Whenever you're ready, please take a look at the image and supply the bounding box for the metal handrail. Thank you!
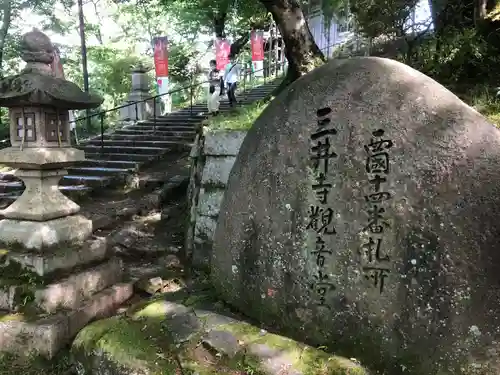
[1,41,344,150]
[71,62,284,125]
[73,60,289,150]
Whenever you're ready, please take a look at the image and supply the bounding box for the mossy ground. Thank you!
[0,352,73,375]
[205,100,271,131]
[452,84,500,125]
[71,288,368,375]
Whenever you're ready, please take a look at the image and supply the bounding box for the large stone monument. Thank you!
[119,62,161,121]
[212,57,500,374]
[0,29,133,357]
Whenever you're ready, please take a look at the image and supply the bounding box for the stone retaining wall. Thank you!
[186,126,247,270]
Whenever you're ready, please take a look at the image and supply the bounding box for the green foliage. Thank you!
[206,100,270,130]
[350,0,420,38]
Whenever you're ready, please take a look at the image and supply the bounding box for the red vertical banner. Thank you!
[251,30,264,61]
[215,38,231,71]
[152,36,169,77]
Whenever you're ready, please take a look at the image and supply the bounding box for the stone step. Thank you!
[139,117,202,124]
[0,172,17,182]
[60,184,94,199]
[103,133,195,141]
[0,180,24,191]
[0,185,93,207]
[124,123,196,130]
[67,166,132,177]
[84,152,157,162]
[122,125,196,133]
[82,145,169,155]
[87,139,190,149]
[0,282,133,358]
[137,121,202,127]
[112,129,196,137]
[34,258,124,314]
[59,174,112,188]
[79,159,142,170]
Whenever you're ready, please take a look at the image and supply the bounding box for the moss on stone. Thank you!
[220,321,369,375]
[0,258,44,289]
[0,312,25,322]
[73,316,178,375]
[0,351,73,375]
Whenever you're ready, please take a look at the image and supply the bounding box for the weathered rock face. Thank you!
[211,57,500,375]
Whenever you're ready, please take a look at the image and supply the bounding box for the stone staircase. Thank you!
[0,82,277,207]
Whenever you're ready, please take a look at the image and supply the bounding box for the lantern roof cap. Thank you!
[0,28,103,110]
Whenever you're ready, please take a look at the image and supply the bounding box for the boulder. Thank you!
[211,57,500,375]
[72,298,366,375]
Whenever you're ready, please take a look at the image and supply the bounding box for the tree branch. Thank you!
[230,32,250,55]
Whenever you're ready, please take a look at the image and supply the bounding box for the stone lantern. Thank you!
[119,62,162,121]
[0,29,103,249]
[0,30,132,358]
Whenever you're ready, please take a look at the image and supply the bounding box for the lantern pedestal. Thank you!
[0,29,132,360]
[3,170,80,221]
[0,146,91,249]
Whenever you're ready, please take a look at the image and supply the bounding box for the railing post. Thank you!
[190,79,194,116]
[100,112,105,153]
[243,65,247,95]
[153,98,156,134]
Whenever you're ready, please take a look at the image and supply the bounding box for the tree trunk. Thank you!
[258,0,325,88]
[0,0,12,76]
[77,0,91,129]
[213,12,227,38]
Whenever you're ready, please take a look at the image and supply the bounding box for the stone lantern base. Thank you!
[0,149,132,358]
[0,237,133,358]
[0,147,92,249]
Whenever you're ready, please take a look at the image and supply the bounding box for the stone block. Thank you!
[189,134,201,158]
[2,169,80,221]
[0,282,133,358]
[0,147,84,169]
[200,157,236,187]
[34,258,123,313]
[0,215,93,250]
[7,236,107,276]
[197,189,225,217]
[203,130,247,156]
[194,216,217,242]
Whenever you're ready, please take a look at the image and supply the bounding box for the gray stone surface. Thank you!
[186,129,247,270]
[203,130,247,156]
[163,312,200,344]
[196,188,225,217]
[202,330,240,357]
[194,216,217,242]
[7,236,107,276]
[0,214,92,250]
[0,282,133,358]
[200,157,237,186]
[35,257,123,313]
[211,57,500,374]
